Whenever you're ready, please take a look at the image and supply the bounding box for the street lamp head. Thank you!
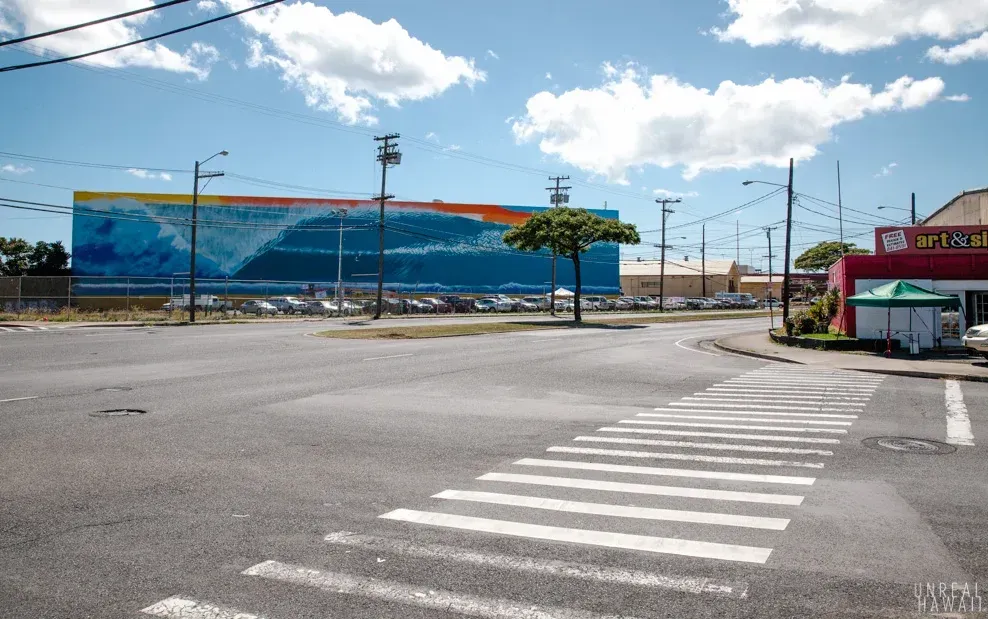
[741,181,754,186]
[219,150,229,157]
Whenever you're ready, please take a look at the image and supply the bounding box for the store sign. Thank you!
[874,226,988,255]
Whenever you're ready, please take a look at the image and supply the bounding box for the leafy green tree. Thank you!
[794,241,870,272]
[0,238,71,275]
[503,208,640,322]
[27,241,71,275]
[0,237,32,276]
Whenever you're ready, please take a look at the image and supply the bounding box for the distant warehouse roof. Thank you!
[740,275,781,284]
[621,259,737,276]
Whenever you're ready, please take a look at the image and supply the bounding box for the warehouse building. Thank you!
[739,275,783,301]
[620,259,739,297]
[922,187,987,226]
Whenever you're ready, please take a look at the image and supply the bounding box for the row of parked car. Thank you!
[165,293,770,316]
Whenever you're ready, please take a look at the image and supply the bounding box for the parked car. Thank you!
[410,299,435,313]
[241,300,278,315]
[479,296,513,312]
[583,295,614,310]
[962,323,988,359]
[474,298,498,312]
[305,300,335,315]
[633,296,658,309]
[267,296,307,314]
[419,297,452,313]
[763,299,782,309]
[161,302,174,311]
[514,298,540,312]
[437,295,475,313]
[554,299,574,312]
[521,296,551,311]
[810,296,822,304]
[614,297,636,310]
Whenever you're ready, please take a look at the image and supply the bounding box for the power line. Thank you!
[796,192,898,224]
[0,0,191,49]
[638,188,785,234]
[0,0,285,73]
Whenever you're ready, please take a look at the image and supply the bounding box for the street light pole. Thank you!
[188,150,227,323]
[782,157,794,329]
[655,197,681,311]
[336,208,347,316]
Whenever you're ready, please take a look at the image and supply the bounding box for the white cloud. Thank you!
[486,49,499,59]
[424,131,439,142]
[0,163,34,175]
[444,144,461,152]
[545,72,552,80]
[0,0,221,79]
[0,12,15,35]
[712,0,988,55]
[945,93,972,101]
[927,31,988,63]
[196,0,219,11]
[653,188,700,198]
[126,169,173,181]
[511,64,947,181]
[874,162,898,178]
[222,0,484,125]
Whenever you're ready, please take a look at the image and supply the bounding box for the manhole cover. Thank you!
[95,387,132,392]
[862,437,956,454]
[89,408,147,418]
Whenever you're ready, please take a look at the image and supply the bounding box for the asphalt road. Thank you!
[1,318,986,619]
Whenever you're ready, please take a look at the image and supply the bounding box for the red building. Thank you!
[830,225,988,348]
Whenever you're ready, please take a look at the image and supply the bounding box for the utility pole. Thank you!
[546,176,570,316]
[336,208,348,316]
[701,223,706,298]
[736,220,739,267]
[837,160,844,256]
[655,197,681,311]
[373,133,401,319]
[188,157,225,323]
[782,157,794,328]
[911,192,917,225]
[765,226,776,330]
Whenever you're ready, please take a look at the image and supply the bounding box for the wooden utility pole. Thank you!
[701,223,706,298]
[655,198,681,311]
[546,176,570,316]
[782,157,794,327]
[373,134,400,319]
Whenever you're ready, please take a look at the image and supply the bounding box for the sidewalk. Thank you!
[716,331,988,383]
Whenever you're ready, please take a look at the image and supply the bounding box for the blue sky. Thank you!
[1,0,987,270]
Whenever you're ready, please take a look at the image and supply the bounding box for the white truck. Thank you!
[166,295,233,311]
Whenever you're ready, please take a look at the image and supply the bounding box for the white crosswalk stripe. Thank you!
[135,365,884,616]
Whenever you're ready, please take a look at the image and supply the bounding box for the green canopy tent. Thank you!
[845,280,962,357]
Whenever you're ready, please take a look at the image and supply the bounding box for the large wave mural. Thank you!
[71,192,620,295]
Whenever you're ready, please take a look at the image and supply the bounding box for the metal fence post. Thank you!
[66,276,71,314]
[17,276,22,314]
[126,277,131,312]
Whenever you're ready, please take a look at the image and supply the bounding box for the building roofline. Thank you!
[923,186,988,223]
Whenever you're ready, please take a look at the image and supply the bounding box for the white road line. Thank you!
[669,401,862,412]
[735,374,881,382]
[637,414,851,426]
[728,378,879,388]
[944,380,975,446]
[512,458,816,486]
[0,396,39,403]
[362,353,414,361]
[649,409,858,419]
[693,387,871,404]
[435,489,790,530]
[617,420,847,434]
[574,435,833,456]
[141,597,262,619]
[690,395,868,403]
[244,559,648,618]
[546,446,824,469]
[750,371,882,379]
[674,336,721,357]
[376,512,775,564]
[0,327,12,332]
[493,467,813,491]
[322,531,750,598]
[710,385,874,394]
[599,427,840,444]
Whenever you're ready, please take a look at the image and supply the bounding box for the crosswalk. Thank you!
[139,364,885,618]
[0,324,50,332]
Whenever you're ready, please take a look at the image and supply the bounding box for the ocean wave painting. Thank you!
[71,192,621,294]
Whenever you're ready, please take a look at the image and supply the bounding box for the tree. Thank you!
[0,238,71,276]
[801,283,816,299]
[503,208,640,322]
[793,241,870,272]
[27,241,71,275]
[0,237,32,276]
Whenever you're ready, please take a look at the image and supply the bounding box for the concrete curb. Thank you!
[713,337,803,364]
[714,336,988,383]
